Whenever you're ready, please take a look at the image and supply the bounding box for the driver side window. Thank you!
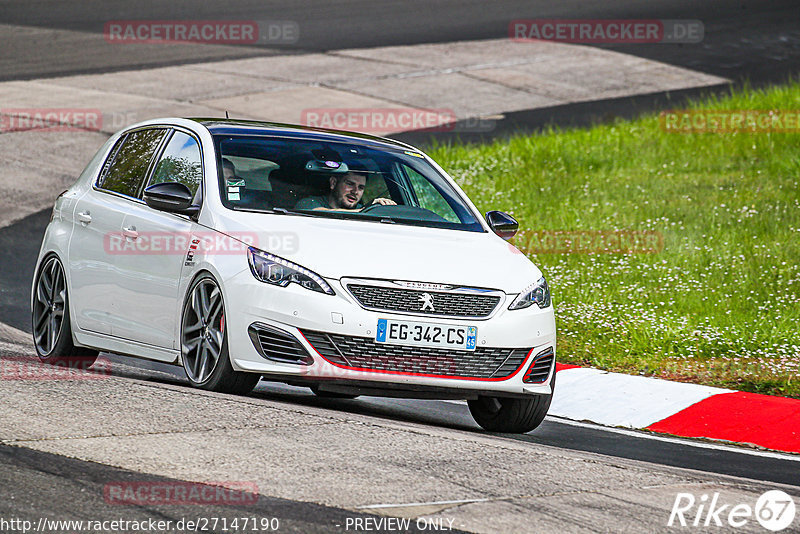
[148,131,203,197]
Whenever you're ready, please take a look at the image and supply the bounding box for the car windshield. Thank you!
[213,135,484,232]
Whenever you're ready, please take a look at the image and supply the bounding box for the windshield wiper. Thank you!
[230,206,318,217]
[271,207,320,217]
[231,206,273,213]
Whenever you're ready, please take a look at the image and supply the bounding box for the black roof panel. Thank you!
[190,118,414,151]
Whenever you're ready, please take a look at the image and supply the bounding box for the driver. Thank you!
[294,171,396,211]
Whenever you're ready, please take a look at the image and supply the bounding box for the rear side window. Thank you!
[97,128,167,197]
[148,131,203,196]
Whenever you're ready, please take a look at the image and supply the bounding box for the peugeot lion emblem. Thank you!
[419,293,435,311]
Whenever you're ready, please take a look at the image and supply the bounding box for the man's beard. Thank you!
[340,195,358,208]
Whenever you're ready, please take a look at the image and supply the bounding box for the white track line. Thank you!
[440,400,800,461]
[547,416,800,462]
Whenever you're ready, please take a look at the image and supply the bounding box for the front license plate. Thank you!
[375,319,477,351]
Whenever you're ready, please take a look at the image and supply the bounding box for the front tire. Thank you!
[468,390,553,434]
[181,274,260,395]
[32,255,98,367]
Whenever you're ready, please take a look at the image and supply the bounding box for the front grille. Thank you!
[347,284,500,318]
[523,348,554,383]
[248,323,313,365]
[301,330,529,379]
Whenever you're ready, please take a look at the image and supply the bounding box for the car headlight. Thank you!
[509,276,551,310]
[247,247,334,295]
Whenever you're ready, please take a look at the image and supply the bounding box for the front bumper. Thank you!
[223,272,557,397]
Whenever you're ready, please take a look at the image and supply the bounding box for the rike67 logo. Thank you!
[668,490,796,531]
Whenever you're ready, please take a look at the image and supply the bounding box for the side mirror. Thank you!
[486,210,518,240]
[143,182,200,217]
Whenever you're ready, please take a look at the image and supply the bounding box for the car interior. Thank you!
[219,145,394,212]
[213,136,479,231]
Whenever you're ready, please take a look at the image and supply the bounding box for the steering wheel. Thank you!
[359,202,388,213]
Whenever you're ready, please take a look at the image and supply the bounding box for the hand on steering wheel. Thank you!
[360,198,397,212]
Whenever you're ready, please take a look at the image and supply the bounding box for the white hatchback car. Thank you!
[32,118,556,433]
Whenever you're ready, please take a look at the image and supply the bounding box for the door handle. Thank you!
[122,226,139,239]
[77,211,92,224]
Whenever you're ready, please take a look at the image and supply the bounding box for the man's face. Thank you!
[329,173,366,209]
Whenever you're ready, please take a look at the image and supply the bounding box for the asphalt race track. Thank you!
[2,0,798,86]
[0,444,442,534]
[2,0,798,141]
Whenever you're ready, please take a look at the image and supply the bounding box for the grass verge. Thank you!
[428,81,800,397]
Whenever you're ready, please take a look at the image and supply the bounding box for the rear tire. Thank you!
[181,274,260,395]
[32,255,98,367]
[468,371,555,433]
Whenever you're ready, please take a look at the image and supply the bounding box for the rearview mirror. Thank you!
[486,210,518,240]
[143,182,200,217]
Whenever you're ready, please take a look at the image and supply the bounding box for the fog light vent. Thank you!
[248,323,313,365]
[522,347,554,384]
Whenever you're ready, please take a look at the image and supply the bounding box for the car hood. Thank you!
[209,211,542,293]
